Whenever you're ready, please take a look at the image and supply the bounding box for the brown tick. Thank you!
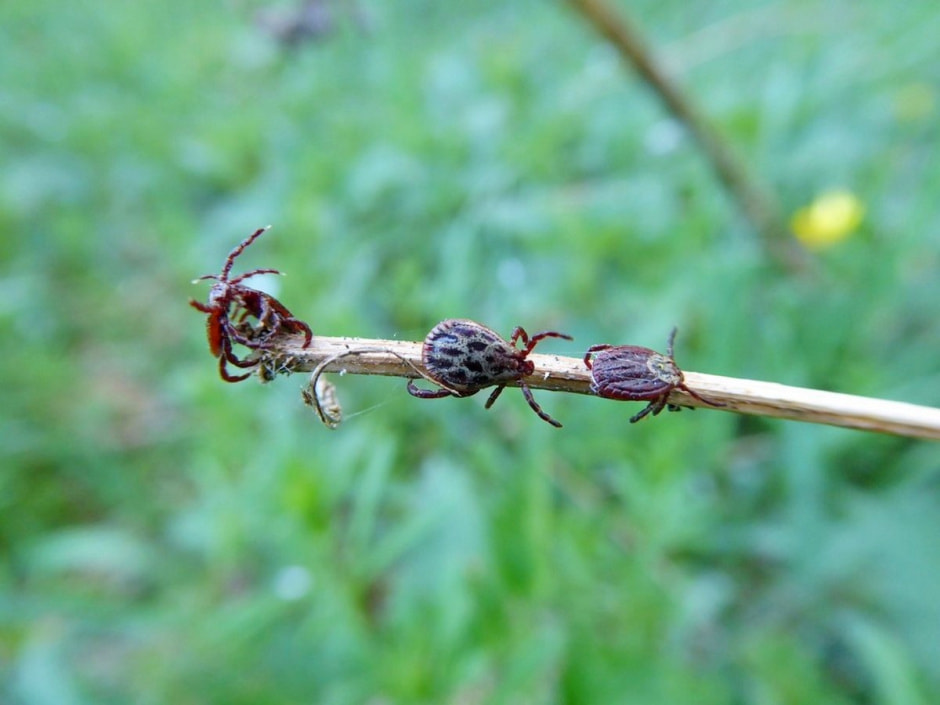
[584,327,724,423]
[407,318,573,427]
[190,227,312,382]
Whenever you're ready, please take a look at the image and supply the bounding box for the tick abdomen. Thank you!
[423,319,526,392]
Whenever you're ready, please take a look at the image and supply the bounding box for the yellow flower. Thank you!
[790,190,865,251]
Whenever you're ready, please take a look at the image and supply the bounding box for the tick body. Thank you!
[190,227,312,382]
[584,327,724,423]
[408,318,572,427]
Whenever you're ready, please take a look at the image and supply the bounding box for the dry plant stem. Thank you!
[565,0,802,269]
[303,347,443,427]
[263,335,940,440]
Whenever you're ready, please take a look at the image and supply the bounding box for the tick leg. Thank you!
[226,321,275,350]
[629,401,655,423]
[257,297,276,329]
[510,325,572,354]
[484,385,506,409]
[284,317,313,348]
[224,350,259,369]
[189,299,213,313]
[509,326,529,349]
[220,227,270,280]
[221,336,259,369]
[583,344,613,370]
[228,267,283,286]
[219,354,252,383]
[679,384,726,408]
[520,383,562,428]
[529,331,574,344]
[406,380,455,399]
[525,330,574,354]
[666,326,678,359]
[649,395,669,417]
[630,395,669,423]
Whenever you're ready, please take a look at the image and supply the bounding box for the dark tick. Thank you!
[584,327,724,423]
[407,318,573,427]
[190,226,313,382]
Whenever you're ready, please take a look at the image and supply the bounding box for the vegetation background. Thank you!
[2,0,938,702]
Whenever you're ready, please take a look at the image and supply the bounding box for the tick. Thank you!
[584,327,724,423]
[407,318,573,427]
[190,226,313,382]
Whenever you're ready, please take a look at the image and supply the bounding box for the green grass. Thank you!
[2,0,939,702]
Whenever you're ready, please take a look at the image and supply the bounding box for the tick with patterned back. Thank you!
[408,318,572,427]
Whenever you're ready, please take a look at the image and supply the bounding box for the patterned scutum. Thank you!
[409,318,572,427]
[422,319,532,394]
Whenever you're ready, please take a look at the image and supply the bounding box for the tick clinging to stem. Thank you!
[190,226,313,382]
[584,327,725,423]
[407,318,573,427]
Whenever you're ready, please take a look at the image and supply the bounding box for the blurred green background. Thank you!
[2,0,939,702]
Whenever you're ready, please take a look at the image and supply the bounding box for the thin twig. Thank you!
[565,0,804,269]
[299,346,441,428]
[255,334,940,441]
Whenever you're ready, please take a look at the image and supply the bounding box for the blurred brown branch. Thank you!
[565,0,804,269]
